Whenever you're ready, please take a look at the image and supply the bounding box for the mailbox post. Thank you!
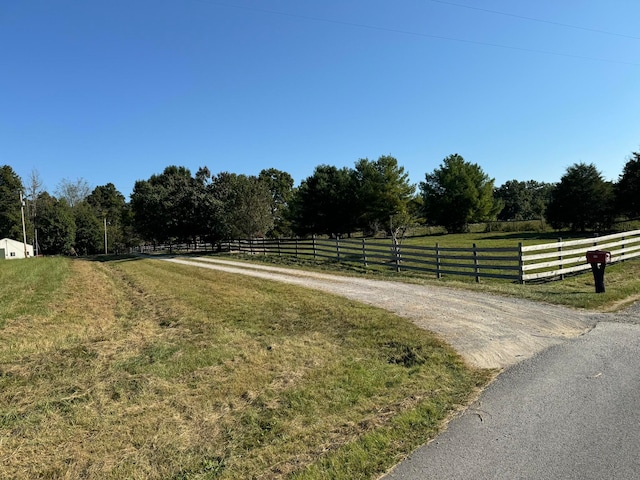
[586,250,611,293]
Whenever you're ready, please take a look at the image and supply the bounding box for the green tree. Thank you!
[546,163,614,231]
[37,193,76,255]
[73,201,103,255]
[258,168,294,237]
[615,152,640,219]
[210,172,273,239]
[495,180,553,221]
[130,166,201,245]
[0,165,25,240]
[352,155,416,235]
[289,165,356,237]
[420,154,500,233]
[87,183,127,252]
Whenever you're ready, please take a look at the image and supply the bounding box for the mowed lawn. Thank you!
[0,257,491,479]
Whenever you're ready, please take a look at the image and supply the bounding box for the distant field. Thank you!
[403,228,595,249]
[0,257,490,479]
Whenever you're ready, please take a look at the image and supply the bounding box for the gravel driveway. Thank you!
[160,256,615,370]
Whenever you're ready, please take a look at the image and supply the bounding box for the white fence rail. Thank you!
[520,229,640,282]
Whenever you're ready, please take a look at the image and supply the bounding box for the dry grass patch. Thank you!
[0,257,490,479]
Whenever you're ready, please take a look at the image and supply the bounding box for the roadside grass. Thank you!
[419,259,640,311]
[0,257,71,329]
[0,257,491,479]
[402,229,571,248]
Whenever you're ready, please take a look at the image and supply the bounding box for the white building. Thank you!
[0,238,34,260]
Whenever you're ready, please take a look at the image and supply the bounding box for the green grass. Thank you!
[0,257,72,328]
[0,257,490,479]
[461,259,640,311]
[402,229,593,248]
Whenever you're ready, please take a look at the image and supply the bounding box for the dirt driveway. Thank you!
[163,256,599,370]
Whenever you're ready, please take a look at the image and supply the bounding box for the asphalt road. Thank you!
[383,312,640,480]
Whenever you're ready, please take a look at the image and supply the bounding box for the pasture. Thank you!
[0,257,490,479]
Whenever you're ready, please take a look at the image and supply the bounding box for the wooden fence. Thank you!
[520,229,640,282]
[221,237,522,282]
[137,229,640,284]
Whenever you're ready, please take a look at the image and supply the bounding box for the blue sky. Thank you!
[3,1,639,199]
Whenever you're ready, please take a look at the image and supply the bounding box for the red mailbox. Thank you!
[586,250,611,264]
[586,250,610,293]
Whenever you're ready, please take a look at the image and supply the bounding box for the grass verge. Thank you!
[0,257,491,479]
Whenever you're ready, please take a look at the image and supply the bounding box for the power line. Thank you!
[204,1,640,66]
[426,0,640,41]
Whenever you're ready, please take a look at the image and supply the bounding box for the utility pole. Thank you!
[19,191,28,258]
[104,217,108,255]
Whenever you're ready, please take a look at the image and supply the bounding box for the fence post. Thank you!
[436,242,441,279]
[558,237,564,280]
[277,238,281,257]
[295,238,299,258]
[362,238,368,267]
[262,238,266,255]
[394,238,401,272]
[336,236,341,262]
[473,243,480,283]
[312,235,317,260]
[622,236,625,261]
[518,242,525,285]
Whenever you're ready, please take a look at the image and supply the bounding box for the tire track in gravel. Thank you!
[160,256,599,370]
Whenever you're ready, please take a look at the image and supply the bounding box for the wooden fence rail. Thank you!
[136,229,640,284]
[220,237,523,283]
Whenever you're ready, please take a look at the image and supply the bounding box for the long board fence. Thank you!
[221,237,522,282]
[137,229,640,284]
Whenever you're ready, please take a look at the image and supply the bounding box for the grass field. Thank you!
[0,257,491,479]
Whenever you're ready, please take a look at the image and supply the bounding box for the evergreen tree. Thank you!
[420,154,500,233]
[546,163,614,231]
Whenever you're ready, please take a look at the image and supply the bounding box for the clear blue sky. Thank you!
[3,0,639,199]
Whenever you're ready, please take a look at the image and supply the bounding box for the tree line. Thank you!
[1,151,639,255]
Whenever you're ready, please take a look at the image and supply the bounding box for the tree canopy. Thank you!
[0,165,25,240]
[130,166,202,244]
[258,168,294,237]
[420,154,500,233]
[495,180,553,221]
[37,193,76,255]
[288,165,356,237]
[3,146,640,254]
[352,155,415,235]
[616,152,640,219]
[545,163,614,231]
[210,172,274,239]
